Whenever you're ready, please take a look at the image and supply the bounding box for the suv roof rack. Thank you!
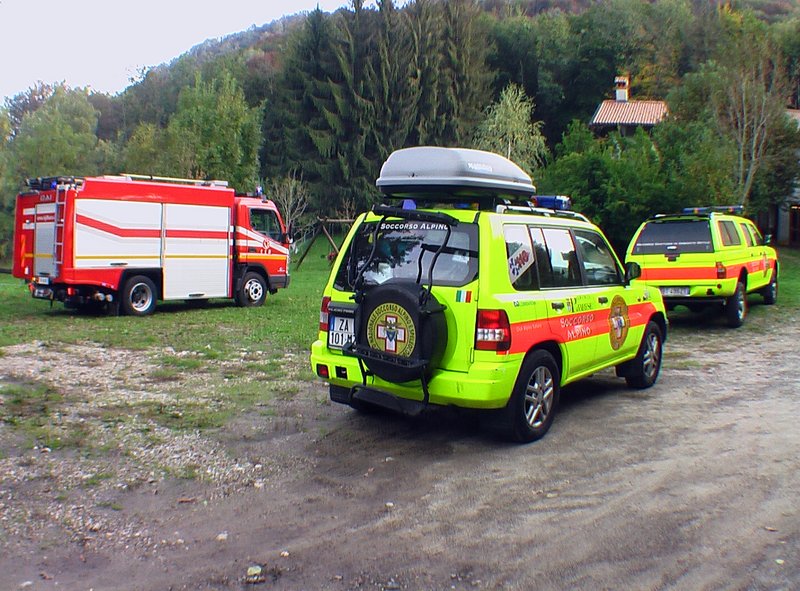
[495,203,590,222]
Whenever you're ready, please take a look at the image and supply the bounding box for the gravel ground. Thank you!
[1,304,798,590]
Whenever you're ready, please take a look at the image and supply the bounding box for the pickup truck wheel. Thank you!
[502,350,560,443]
[761,270,778,305]
[624,321,663,389]
[237,272,267,307]
[121,275,156,316]
[725,281,746,328]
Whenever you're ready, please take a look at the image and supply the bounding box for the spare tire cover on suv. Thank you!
[356,281,447,383]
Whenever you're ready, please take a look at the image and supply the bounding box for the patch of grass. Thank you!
[1,382,63,420]
[83,472,114,487]
[158,355,206,371]
[165,463,201,480]
[135,400,224,431]
[777,247,800,310]
[96,501,124,511]
[0,381,92,449]
[148,367,182,383]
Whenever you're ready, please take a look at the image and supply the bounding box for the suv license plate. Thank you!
[328,315,355,349]
[660,286,690,297]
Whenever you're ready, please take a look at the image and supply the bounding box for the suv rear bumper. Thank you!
[311,340,517,409]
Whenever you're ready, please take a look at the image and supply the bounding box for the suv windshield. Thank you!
[631,219,713,254]
[334,220,479,290]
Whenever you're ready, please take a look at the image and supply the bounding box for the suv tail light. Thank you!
[716,261,726,279]
[476,309,511,351]
[320,296,331,332]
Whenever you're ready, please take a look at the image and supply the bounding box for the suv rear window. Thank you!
[334,220,479,290]
[631,220,713,254]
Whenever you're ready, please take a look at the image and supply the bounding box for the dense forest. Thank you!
[2,0,800,256]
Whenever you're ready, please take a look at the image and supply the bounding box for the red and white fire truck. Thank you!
[12,174,291,315]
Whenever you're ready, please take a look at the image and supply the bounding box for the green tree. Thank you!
[472,83,548,177]
[712,11,789,207]
[122,122,166,174]
[406,0,446,145]
[0,88,107,260]
[369,0,416,163]
[539,123,671,251]
[0,108,14,260]
[10,87,104,178]
[261,9,339,201]
[748,112,800,215]
[438,0,493,144]
[166,72,261,191]
[267,170,311,237]
[3,82,58,137]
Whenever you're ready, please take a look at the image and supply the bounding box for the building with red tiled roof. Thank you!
[589,76,667,135]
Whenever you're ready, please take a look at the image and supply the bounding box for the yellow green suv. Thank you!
[625,207,778,328]
[311,147,668,442]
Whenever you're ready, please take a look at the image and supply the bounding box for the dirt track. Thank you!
[1,304,799,590]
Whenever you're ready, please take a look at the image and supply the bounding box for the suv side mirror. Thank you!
[763,233,773,246]
[624,261,641,284]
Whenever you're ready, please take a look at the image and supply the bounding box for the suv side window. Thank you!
[574,229,621,285]
[717,220,742,247]
[542,228,581,287]
[530,227,554,288]
[504,225,538,290]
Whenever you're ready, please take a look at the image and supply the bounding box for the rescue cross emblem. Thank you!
[367,303,416,357]
[608,295,630,350]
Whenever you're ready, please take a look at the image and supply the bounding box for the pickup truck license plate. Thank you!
[328,315,355,349]
[659,286,690,297]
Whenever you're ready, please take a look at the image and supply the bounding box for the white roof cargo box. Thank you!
[376,147,535,199]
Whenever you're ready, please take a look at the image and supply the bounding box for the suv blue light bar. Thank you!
[534,195,571,210]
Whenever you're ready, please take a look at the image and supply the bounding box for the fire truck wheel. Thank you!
[121,275,157,316]
[237,272,267,307]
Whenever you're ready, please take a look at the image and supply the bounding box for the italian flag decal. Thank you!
[456,290,472,303]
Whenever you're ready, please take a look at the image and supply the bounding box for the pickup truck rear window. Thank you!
[631,220,713,254]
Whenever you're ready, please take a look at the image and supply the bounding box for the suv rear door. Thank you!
[331,214,479,373]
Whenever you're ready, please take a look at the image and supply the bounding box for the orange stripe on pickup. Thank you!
[640,266,717,281]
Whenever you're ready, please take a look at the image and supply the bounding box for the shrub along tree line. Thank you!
[2,0,800,259]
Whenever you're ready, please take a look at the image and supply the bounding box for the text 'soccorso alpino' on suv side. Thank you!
[311,147,668,442]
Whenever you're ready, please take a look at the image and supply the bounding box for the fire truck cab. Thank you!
[12,174,291,315]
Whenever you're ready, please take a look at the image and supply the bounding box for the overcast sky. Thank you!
[0,0,365,102]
